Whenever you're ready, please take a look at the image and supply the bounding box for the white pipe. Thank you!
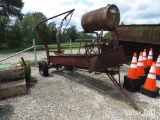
[33,39,37,67]
[0,45,34,62]
[70,39,72,54]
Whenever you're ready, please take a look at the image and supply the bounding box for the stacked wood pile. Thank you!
[0,65,26,99]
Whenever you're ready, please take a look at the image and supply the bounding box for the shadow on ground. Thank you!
[51,68,142,107]
[26,76,38,95]
[0,104,14,120]
[0,77,38,120]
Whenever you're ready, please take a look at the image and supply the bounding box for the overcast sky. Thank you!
[22,0,160,31]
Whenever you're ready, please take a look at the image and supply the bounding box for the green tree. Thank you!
[18,12,47,45]
[0,17,10,46]
[104,32,110,39]
[62,25,78,42]
[47,21,57,44]
[82,33,94,39]
[0,0,24,47]
[6,23,23,48]
[0,0,24,19]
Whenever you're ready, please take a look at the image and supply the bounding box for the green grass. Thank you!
[18,60,38,67]
[0,60,36,67]
[24,60,37,66]
[0,46,31,54]
[0,43,85,54]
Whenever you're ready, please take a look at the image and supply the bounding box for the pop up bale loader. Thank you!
[35,4,143,112]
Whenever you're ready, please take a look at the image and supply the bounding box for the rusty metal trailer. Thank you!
[35,5,142,111]
[110,24,160,61]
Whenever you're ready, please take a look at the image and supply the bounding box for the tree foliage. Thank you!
[0,0,24,47]
[62,25,78,42]
[104,32,110,39]
[0,17,10,46]
[6,23,23,48]
[0,0,98,49]
[0,0,24,19]
[47,21,57,44]
[18,12,48,45]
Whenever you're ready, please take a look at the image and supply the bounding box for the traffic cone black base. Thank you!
[138,75,147,85]
[156,75,160,80]
[123,75,141,92]
[140,86,159,98]
[144,67,150,75]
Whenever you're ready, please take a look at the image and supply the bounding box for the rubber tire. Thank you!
[25,64,31,81]
[39,61,49,77]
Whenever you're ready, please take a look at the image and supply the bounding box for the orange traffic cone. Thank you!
[147,48,153,67]
[127,52,138,79]
[145,48,153,75]
[156,54,160,80]
[123,52,141,92]
[143,49,147,68]
[137,52,144,76]
[140,62,159,98]
[137,52,147,85]
[144,62,156,90]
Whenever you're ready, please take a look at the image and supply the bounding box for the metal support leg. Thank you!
[106,72,143,112]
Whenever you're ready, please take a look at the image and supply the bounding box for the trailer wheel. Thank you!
[38,61,49,77]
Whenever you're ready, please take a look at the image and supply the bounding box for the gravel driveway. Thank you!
[0,50,160,120]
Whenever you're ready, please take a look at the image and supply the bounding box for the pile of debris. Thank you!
[0,58,31,99]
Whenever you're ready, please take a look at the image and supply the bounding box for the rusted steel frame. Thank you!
[79,32,90,54]
[118,24,160,27]
[93,32,101,54]
[35,9,75,64]
[113,30,119,48]
[56,12,74,51]
[35,9,75,28]
[89,32,101,54]
[106,72,143,112]
[49,55,89,69]
[36,28,50,64]
[100,29,103,43]
[48,46,126,72]
[114,24,160,44]
[97,65,121,83]
[118,39,160,45]
[79,32,85,53]
[88,46,127,72]
[81,31,101,54]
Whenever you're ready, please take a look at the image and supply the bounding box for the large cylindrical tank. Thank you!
[81,4,120,32]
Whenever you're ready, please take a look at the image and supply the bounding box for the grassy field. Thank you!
[0,42,86,54]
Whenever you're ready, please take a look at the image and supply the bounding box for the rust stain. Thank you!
[81,4,120,32]
[110,24,160,44]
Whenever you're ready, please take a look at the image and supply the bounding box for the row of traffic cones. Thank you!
[123,52,146,92]
[143,48,160,79]
[123,48,160,98]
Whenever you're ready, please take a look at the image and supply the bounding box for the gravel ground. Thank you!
[0,50,160,120]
